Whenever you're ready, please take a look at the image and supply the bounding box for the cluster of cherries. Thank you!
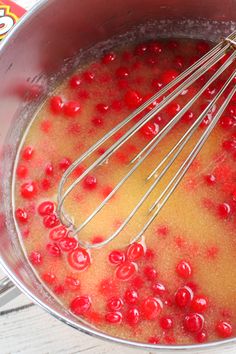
[68,240,232,343]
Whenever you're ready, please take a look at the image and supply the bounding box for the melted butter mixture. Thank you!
[14,38,236,345]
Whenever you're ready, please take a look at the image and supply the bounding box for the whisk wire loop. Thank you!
[57,31,236,248]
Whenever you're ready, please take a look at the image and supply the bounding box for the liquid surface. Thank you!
[14,38,236,345]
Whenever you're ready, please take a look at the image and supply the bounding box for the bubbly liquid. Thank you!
[14,38,236,345]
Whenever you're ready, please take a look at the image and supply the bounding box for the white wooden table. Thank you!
[0,1,151,353]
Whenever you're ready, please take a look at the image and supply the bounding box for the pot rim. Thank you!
[0,0,236,351]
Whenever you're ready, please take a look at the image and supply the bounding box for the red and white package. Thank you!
[0,0,25,41]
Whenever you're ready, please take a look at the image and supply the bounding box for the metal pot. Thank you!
[0,0,236,352]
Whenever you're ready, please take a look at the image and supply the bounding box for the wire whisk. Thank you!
[57,31,236,249]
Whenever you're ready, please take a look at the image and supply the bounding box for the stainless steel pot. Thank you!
[0,0,236,352]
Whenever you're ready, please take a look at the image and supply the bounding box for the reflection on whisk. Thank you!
[57,31,236,249]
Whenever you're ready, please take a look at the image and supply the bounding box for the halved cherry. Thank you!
[49,225,68,241]
[215,321,233,338]
[105,311,122,324]
[70,296,91,315]
[108,250,125,265]
[58,237,78,252]
[125,307,140,326]
[184,313,204,333]
[176,260,192,278]
[116,261,137,281]
[126,242,144,261]
[68,247,90,271]
[38,201,54,216]
[141,296,163,320]
[46,243,61,257]
[107,297,124,311]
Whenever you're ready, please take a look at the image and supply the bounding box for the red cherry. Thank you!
[191,295,208,313]
[184,313,204,333]
[96,103,109,114]
[218,203,231,219]
[222,139,236,153]
[69,75,81,89]
[152,282,166,296]
[160,316,173,330]
[175,286,193,308]
[204,174,216,186]
[149,41,162,54]
[42,272,56,284]
[116,67,129,79]
[46,243,61,257]
[64,276,80,291]
[126,307,140,326]
[166,102,181,117]
[161,69,179,85]
[227,104,236,117]
[124,289,138,304]
[135,43,148,55]
[53,285,65,295]
[41,178,51,191]
[58,237,78,252]
[102,52,116,64]
[68,248,90,271]
[29,251,43,265]
[38,201,54,216]
[45,162,54,176]
[43,214,60,228]
[108,250,125,265]
[174,55,184,69]
[107,297,124,311]
[83,175,97,190]
[92,116,103,126]
[219,116,234,129]
[167,40,179,50]
[21,181,37,199]
[50,96,63,114]
[124,90,142,109]
[183,110,195,123]
[82,71,95,83]
[131,276,144,289]
[140,122,159,138]
[215,321,233,338]
[144,266,157,281]
[22,146,34,161]
[63,101,80,117]
[204,86,217,100]
[59,157,72,172]
[141,296,163,320]
[126,242,144,261]
[105,312,122,324]
[15,208,28,223]
[149,337,161,345]
[49,225,68,241]
[176,260,192,278]
[196,330,208,343]
[70,296,91,315]
[16,165,28,179]
[116,261,137,281]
